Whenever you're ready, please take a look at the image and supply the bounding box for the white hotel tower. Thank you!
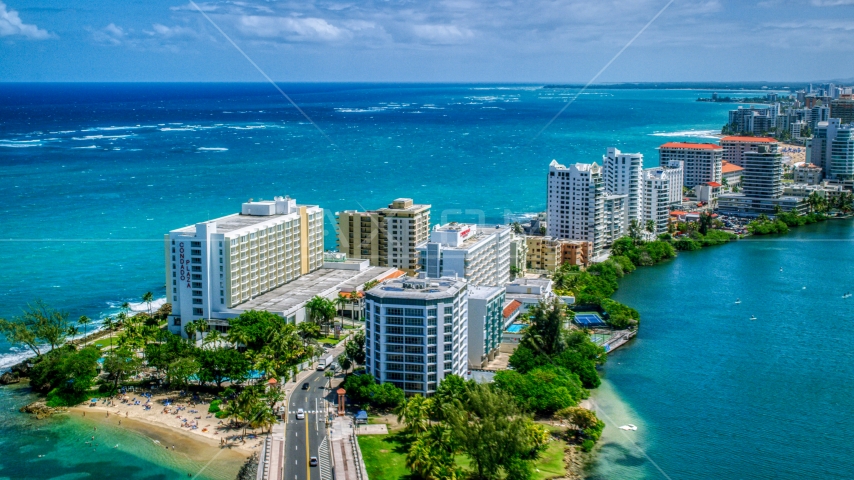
[164,196,324,334]
[602,147,644,226]
[365,277,469,396]
[546,160,605,256]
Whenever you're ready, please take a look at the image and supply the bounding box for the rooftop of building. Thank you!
[237,266,399,313]
[503,299,522,318]
[549,159,601,172]
[171,196,319,235]
[366,277,466,300]
[707,182,723,188]
[659,142,722,150]
[721,161,744,173]
[507,277,552,287]
[720,136,777,143]
[418,224,511,250]
[469,285,505,300]
[795,163,822,170]
[337,198,430,216]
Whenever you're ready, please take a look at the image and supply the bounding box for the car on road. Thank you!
[302,382,310,390]
[296,408,305,420]
[309,457,318,467]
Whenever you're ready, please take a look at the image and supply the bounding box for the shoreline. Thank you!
[68,395,264,456]
[64,407,254,461]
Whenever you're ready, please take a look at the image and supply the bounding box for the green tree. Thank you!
[0,301,71,356]
[645,219,656,236]
[363,280,379,291]
[628,219,643,245]
[142,292,154,316]
[406,424,459,480]
[337,354,352,374]
[522,299,566,357]
[104,316,118,346]
[446,383,536,480]
[306,296,336,335]
[167,356,200,388]
[394,394,432,436]
[198,347,250,388]
[493,364,586,416]
[77,315,92,342]
[345,330,366,366]
[103,347,143,391]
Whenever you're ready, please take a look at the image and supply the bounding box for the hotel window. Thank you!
[191,241,201,247]
[192,308,204,315]
[173,318,181,326]
[192,298,203,305]
[192,266,202,272]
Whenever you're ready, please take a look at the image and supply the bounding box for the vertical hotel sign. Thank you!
[179,242,189,289]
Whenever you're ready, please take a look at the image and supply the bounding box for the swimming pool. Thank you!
[506,324,525,333]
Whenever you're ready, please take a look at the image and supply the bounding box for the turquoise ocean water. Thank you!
[4,83,848,478]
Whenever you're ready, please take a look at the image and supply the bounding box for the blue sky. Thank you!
[2,0,853,82]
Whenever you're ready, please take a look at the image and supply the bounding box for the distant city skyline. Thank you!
[3,0,854,83]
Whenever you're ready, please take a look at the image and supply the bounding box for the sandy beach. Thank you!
[69,391,266,456]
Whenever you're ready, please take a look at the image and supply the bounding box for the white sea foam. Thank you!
[72,145,98,149]
[334,107,388,113]
[228,125,266,130]
[160,127,196,132]
[0,139,42,147]
[649,129,721,139]
[81,125,155,132]
[197,147,228,152]
[0,346,37,371]
[72,134,134,141]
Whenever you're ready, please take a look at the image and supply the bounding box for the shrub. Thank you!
[581,439,595,452]
[208,399,222,414]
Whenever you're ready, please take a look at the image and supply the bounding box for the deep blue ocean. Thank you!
[6,83,847,479]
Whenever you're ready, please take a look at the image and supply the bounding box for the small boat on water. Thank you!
[750,315,757,321]
[735,299,741,304]
[619,424,638,431]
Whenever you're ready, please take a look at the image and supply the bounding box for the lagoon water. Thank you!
[1,83,847,478]
[589,219,854,479]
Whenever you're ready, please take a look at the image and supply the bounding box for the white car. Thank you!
[296,408,305,420]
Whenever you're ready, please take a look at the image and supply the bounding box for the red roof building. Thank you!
[720,136,779,168]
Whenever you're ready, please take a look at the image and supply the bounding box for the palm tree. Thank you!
[184,321,198,344]
[349,291,362,325]
[335,295,349,329]
[103,316,116,349]
[203,329,224,349]
[324,369,334,390]
[142,292,154,316]
[67,325,79,345]
[78,315,92,342]
[395,395,431,436]
[121,301,131,319]
[645,219,656,237]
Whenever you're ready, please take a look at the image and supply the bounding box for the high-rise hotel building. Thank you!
[416,223,512,287]
[720,136,778,168]
[364,277,468,396]
[658,142,723,189]
[336,198,431,275]
[165,196,324,332]
[546,160,605,256]
[602,147,644,226]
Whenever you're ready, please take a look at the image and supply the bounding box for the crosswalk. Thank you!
[317,437,332,480]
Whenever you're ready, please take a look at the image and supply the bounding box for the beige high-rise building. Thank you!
[336,198,431,274]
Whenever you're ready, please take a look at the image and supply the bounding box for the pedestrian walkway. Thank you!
[261,422,285,480]
[318,437,333,480]
[329,416,369,480]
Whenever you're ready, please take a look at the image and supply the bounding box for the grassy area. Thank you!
[358,432,567,480]
[357,434,410,480]
[318,337,343,346]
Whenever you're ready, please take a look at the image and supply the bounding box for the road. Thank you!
[282,368,334,480]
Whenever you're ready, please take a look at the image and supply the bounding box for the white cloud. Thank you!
[145,23,199,38]
[91,23,126,45]
[236,15,347,41]
[0,1,52,39]
[811,0,854,5]
[411,24,474,44]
